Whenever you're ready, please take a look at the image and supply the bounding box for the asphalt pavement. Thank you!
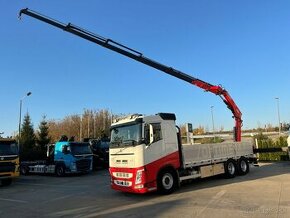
[1,162,290,218]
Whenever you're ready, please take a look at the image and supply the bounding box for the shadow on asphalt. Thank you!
[110,162,290,199]
[177,161,290,194]
[65,162,290,217]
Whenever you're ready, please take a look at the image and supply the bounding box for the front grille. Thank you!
[76,159,91,172]
[0,162,16,173]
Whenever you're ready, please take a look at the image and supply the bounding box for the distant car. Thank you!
[89,138,109,169]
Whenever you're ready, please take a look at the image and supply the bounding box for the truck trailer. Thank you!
[109,113,255,194]
[20,140,93,176]
[0,138,19,186]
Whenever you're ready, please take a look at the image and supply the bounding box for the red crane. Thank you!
[19,8,243,141]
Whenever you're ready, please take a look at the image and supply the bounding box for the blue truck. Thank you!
[20,140,93,176]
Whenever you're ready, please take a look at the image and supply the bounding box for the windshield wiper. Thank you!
[122,139,138,146]
[110,141,122,147]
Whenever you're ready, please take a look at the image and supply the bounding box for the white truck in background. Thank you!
[109,113,256,194]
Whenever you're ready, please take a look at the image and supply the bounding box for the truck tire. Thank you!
[55,165,65,177]
[237,157,249,175]
[224,159,237,178]
[1,178,12,186]
[20,165,29,175]
[157,169,177,195]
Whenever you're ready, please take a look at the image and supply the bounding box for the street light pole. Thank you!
[18,92,32,145]
[211,106,215,142]
[93,113,96,138]
[80,114,83,141]
[88,114,90,138]
[275,97,281,136]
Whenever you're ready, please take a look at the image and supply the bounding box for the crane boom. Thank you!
[19,8,242,141]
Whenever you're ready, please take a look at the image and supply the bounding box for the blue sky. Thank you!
[1,0,290,137]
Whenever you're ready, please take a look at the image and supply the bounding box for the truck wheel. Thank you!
[1,179,12,186]
[20,165,29,175]
[55,165,65,177]
[157,169,177,195]
[237,157,249,175]
[224,159,237,178]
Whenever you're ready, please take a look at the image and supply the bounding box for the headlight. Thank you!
[71,162,77,171]
[135,169,144,185]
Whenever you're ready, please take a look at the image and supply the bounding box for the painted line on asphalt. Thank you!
[0,197,28,204]
[43,194,74,203]
[196,190,227,216]
[62,197,185,217]
[15,182,88,188]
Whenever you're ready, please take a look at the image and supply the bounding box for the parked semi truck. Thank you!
[109,113,255,194]
[20,139,93,176]
[89,138,110,169]
[0,138,19,186]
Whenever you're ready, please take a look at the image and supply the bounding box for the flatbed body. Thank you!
[182,142,254,168]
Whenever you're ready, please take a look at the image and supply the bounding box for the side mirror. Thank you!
[149,124,154,144]
[144,123,154,145]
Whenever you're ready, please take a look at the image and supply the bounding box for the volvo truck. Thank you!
[0,138,19,186]
[109,113,255,194]
[20,140,93,176]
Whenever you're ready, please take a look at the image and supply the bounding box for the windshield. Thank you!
[0,142,18,156]
[92,141,109,150]
[70,143,92,155]
[110,123,142,148]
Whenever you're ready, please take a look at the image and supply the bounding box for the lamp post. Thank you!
[275,97,281,136]
[80,114,83,141]
[211,106,215,142]
[18,92,32,145]
[93,113,96,138]
[87,114,90,138]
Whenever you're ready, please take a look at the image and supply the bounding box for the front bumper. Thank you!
[0,160,19,179]
[109,167,157,194]
[0,171,19,180]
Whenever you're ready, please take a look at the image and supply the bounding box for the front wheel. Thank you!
[20,165,29,175]
[55,165,65,177]
[157,169,177,195]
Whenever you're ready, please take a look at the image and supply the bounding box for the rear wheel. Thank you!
[237,157,249,175]
[224,159,237,178]
[157,169,178,194]
[1,178,12,186]
[55,165,65,177]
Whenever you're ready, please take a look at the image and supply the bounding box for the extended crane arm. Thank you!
[19,8,242,141]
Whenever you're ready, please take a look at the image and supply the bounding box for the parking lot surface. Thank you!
[1,162,290,218]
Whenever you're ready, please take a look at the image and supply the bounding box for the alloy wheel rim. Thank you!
[162,173,174,190]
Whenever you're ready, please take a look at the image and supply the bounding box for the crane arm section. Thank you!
[19,8,242,141]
